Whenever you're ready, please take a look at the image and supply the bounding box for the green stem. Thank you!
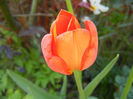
[28,0,38,26]
[65,0,74,14]
[74,70,86,99]
[121,66,133,99]
[0,0,20,32]
[79,71,82,83]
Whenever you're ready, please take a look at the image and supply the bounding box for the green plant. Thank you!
[114,66,133,99]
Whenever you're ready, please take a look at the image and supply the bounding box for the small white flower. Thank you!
[90,0,109,15]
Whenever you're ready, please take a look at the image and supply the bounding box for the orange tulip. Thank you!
[41,9,98,75]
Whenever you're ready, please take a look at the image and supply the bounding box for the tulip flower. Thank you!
[41,9,98,75]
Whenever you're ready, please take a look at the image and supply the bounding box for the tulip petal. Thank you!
[67,16,81,31]
[41,34,72,75]
[50,15,70,39]
[54,29,90,71]
[56,15,70,35]
[58,9,73,19]
[50,21,56,35]
[50,9,80,38]
[50,21,57,41]
[58,10,81,32]
[81,20,98,70]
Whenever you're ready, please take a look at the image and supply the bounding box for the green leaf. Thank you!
[23,94,33,99]
[60,75,67,99]
[121,66,133,99]
[7,70,59,99]
[9,90,22,99]
[84,54,119,97]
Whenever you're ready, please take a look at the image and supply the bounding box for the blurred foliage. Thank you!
[0,28,63,98]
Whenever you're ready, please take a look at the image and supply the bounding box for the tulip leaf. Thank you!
[84,54,119,97]
[7,70,59,99]
[121,66,133,99]
[60,75,67,99]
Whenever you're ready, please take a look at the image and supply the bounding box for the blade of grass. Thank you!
[0,0,20,32]
[84,54,119,97]
[121,66,133,99]
[7,70,59,99]
[28,0,38,26]
[60,75,67,99]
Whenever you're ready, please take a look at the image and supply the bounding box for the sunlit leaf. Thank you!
[7,70,59,99]
[84,54,119,97]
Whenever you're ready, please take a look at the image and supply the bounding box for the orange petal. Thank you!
[53,29,90,71]
[41,34,72,75]
[67,16,81,31]
[57,9,73,20]
[50,21,57,41]
[58,9,81,32]
[84,20,98,48]
[50,10,81,39]
[56,15,70,35]
[50,21,56,34]
[50,15,70,41]
[80,20,98,70]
